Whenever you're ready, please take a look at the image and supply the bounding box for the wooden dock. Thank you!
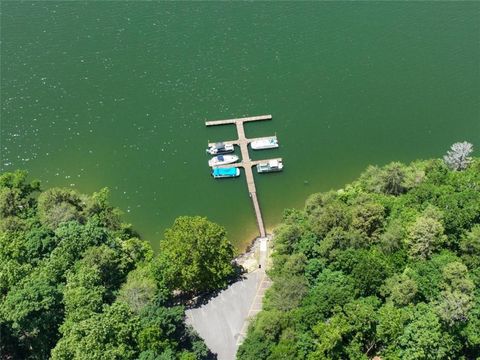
[205,114,272,126]
[206,114,279,239]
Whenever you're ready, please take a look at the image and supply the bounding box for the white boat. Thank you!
[208,155,239,167]
[206,142,234,155]
[257,159,283,173]
[250,136,278,150]
[212,167,241,179]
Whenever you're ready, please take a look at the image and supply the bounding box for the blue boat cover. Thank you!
[213,167,237,176]
[217,155,224,161]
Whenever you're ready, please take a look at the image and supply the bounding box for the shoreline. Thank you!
[234,232,273,273]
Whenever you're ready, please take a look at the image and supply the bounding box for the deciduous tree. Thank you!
[443,141,473,171]
[459,225,480,268]
[155,216,234,294]
[397,303,458,359]
[405,214,447,260]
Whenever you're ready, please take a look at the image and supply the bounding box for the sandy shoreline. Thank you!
[234,233,273,273]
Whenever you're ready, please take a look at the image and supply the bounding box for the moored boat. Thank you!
[256,159,283,173]
[250,136,278,150]
[208,154,239,167]
[206,142,235,155]
[211,167,241,179]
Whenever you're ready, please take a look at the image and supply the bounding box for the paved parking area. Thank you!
[185,269,271,360]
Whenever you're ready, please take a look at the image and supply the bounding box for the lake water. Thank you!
[1,2,479,251]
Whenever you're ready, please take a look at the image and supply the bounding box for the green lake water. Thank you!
[1,2,479,251]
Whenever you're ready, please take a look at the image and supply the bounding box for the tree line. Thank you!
[238,143,479,359]
[1,142,477,359]
[0,170,235,360]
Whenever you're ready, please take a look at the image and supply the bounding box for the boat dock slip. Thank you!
[207,136,278,149]
[214,158,283,169]
[206,114,279,239]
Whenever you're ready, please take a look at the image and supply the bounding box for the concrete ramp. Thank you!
[185,271,263,360]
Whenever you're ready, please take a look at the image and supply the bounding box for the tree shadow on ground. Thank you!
[186,325,219,360]
[184,263,248,309]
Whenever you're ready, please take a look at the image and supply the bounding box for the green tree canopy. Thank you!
[239,155,480,360]
[155,216,234,294]
[0,172,212,360]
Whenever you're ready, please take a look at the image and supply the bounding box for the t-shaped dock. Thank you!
[206,115,280,238]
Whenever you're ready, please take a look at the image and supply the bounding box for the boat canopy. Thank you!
[214,142,225,148]
[217,155,224,161]
[213,167,237,176]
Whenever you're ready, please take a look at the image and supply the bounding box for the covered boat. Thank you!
[206,142,234,155]
[256,159,283,173]
[212,167,241,179]
[208,154,239,167]
[250,136,278,150]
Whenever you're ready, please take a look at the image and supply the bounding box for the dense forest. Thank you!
[238,149,479,359]
[1,143,478,360]
[0,170,235,359]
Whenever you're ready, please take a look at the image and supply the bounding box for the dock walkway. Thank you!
[206,114,279,239]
